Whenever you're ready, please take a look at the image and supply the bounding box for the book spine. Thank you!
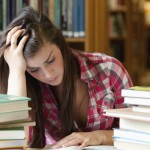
[61,0,68,37]
[0,0,3,30]
[49,0,55,23]
[73,0,80,37]
[79,0,85,37]
[66,0,73,37]
[54,0,61,29]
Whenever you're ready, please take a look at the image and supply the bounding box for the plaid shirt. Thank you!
[30,51,133,144]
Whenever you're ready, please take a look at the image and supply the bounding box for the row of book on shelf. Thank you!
[105,86,150,150]
[0,0,85,38]
[0,94,35,149]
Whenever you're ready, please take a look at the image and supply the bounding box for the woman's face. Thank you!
[26,42,64,86]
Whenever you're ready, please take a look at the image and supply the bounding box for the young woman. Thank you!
[0,6,133,149]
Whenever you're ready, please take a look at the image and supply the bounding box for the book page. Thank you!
[26,145,117,150]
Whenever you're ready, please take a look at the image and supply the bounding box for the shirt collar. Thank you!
[73,51,103,86]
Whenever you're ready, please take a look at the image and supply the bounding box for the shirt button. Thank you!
[89,124,92,127]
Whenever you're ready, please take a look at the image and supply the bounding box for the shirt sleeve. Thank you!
[106,56,133,109]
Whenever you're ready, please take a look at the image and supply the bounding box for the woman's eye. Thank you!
[30,68,39,73]
[47,58,55,64]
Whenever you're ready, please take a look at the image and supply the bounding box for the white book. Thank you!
[132,105,150,113]
[113,128,150,143]
[0,139,27,149]
[124,96,150,106]
[104,107,150,122]
[120,118,150,133]
[0,127,25,140]
[121,86,150,98]
[0,108,31,123]
[114,139,150,150]
[27,145,117,150]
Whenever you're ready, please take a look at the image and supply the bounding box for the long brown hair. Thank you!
[0,6,79,148]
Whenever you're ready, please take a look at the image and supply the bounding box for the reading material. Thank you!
[26,145,117,150]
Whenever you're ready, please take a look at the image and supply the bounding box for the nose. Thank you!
[42,67,54,80]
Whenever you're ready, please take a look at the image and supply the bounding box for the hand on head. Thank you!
[4,26,29,72]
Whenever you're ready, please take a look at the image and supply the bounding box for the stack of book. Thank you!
[0,94,35,149]
[104,86,150,150]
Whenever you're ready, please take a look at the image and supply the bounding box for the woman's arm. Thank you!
[47,130,113,149]
[4,26,29,96]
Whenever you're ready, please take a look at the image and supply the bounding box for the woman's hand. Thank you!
[46,131,105,150]
[4,26,29,73]
[4,26,29,96]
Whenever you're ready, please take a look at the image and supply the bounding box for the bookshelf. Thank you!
[99,0,145,85]
[0,0,146,84]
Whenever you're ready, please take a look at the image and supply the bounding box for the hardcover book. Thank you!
[104,107,150,121]
[26,145,117,150]
[120,118,150,133]
[0,94,31,112]
[121,86,150,98]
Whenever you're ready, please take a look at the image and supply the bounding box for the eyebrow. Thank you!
[44,50,53,63]
[27,50,53,69]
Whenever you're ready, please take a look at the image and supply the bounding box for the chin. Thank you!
[47,78,63,86]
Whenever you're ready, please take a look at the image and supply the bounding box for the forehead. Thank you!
[26,43,59,67]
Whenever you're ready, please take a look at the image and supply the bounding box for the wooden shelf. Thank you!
[109,35,126,40]
[65,38,85,43]
[110,6,127,13]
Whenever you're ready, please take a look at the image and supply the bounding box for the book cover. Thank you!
[104,107,150,121]
[121,86,150,98]
[0,94,31,103]
[120,118,150,133]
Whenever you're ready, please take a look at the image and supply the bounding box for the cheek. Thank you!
[55,57,64,72]
[27,71,41,80]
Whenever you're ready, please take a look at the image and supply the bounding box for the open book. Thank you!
[26,145,117,150]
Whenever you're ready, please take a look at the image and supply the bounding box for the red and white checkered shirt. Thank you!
[30,51,133,144]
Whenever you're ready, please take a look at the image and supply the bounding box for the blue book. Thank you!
[79,0,85,37]
[73,0,80,37]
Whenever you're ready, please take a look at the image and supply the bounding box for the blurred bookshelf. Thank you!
[0,0,147,85]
